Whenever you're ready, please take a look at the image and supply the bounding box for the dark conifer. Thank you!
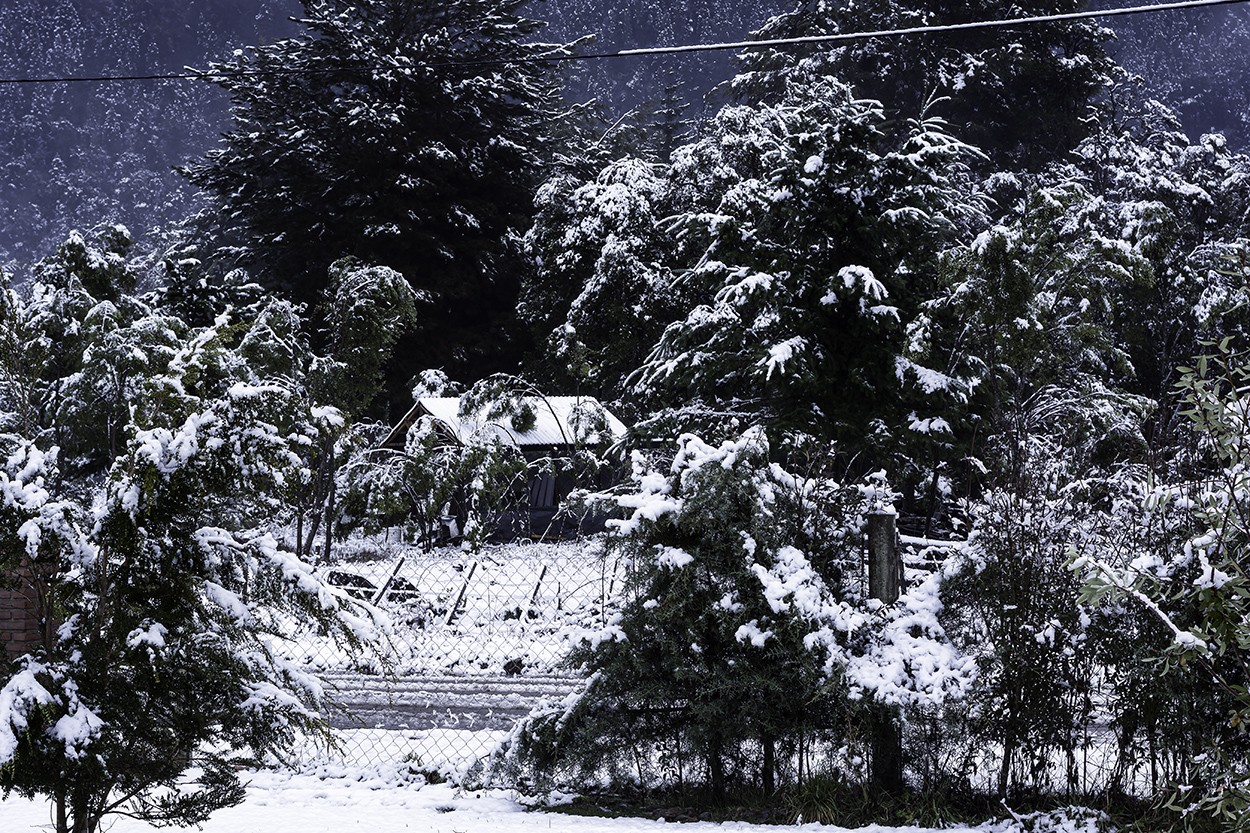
[736,0,1114,170]
[185,0,571,379]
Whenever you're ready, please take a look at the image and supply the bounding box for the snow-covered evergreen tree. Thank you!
[317,257,421,418]
[520,157,676,403]
[185,0,572,380]
[631,73,985,456]
[0,230,379,833]
[735,0,1113,170]
[1071,84,1250,411]
[495,430,970,796]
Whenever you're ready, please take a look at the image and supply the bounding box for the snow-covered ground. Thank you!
[0,768,1091,833]
[302,538,619,676]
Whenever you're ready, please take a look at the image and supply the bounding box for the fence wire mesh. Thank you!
[282,538,615,778]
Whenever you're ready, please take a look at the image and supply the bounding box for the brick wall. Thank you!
[0,570,42,663]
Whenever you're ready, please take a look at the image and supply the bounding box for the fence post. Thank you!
[868,511,902,604]
[867,511,904,794]
[443,560,479,627]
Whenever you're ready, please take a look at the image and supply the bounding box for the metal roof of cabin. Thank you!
[385,396,627,449]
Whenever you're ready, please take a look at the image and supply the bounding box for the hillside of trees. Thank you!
[0,0,299,267]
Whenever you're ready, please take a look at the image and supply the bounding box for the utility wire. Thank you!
[0,0,1245,85]
[617,0,1250,58]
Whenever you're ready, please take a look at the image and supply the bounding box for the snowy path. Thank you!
[0,771,984,833]
[323,671,582,730]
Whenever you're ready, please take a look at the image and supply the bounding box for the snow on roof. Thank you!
[388,396,627,449]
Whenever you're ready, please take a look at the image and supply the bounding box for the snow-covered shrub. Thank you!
[1080,337,1250,829]
[940,442,1102,799]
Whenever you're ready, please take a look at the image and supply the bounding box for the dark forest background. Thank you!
[0,0,1247,270]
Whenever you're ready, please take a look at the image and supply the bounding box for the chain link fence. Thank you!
[280,538,617,779]
[275,532,1155,800]
[277,533,964,782]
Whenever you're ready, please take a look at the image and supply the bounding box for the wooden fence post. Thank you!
[867,511,904,794]
[868,511,902,604]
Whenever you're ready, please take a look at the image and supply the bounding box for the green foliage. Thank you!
[1078,336,1250,829]
[523,64,994,455]
[941,441,1101,798]
[144,244,267,330]
[7,226,182,472]
[906,175,1156,509]
[0,235,378,833]
[1072,83,1250,412]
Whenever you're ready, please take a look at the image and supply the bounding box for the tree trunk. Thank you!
[295,510,304,559]
[797,730,805,786]
[322,474,336,565]
[301,439,334,559]
[998,732,1015,799]
[761,732,776,796]
[71,788,93,833]
[56,790,68,833]
[301,506,321,560]
[707,734,725,802]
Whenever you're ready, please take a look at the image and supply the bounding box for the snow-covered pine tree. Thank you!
[144,241,267,330]
[895,85,1250,526]
[902,172,1152,513]
[0,234,379,833]
[629,73,985,456]
[1071,83,1250,412]
[317,257,421,418]
[735,0,1113,170]
[496,430,852,796]
[11,226,179,474]
[520,157,676,404]
[185,0,571,380]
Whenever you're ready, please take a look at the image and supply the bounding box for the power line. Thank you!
[615,0,1250,58]
[0,0,1245,85]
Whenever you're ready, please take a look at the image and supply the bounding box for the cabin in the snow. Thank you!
[383,396,628,540]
